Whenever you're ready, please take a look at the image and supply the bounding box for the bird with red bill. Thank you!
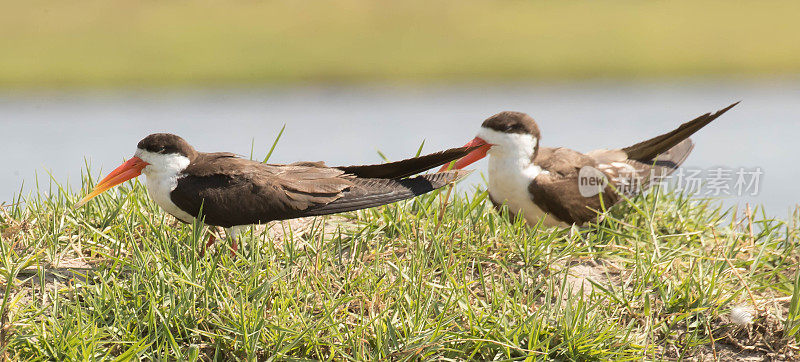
[443,102,739,227]
[74,133,475,255]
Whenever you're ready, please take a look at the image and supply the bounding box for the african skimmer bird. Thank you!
[443,102,739,227]
[75,133,473,251]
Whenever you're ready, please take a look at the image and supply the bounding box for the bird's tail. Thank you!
[336,146,480,179]
[622,102,739,161]
[303,169,470,216]
[623,138,694,194]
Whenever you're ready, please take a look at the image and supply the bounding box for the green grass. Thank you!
[3,0,800,87]
[1,168,800,360]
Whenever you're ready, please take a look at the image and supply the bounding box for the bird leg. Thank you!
[206,231,218,248]
[225,226,243,257]
[200,226,222,257]
[230,237,239,255]
[200,226,240,257]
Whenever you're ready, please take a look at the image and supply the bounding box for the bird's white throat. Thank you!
[135,149,191,177]
[477,127,559,226]
[476,126,540,177]
[134,148,195,223]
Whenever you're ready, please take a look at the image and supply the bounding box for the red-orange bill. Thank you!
[439,137,491,172]
[74,157,148,208]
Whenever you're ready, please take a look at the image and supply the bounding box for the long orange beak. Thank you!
[74,156,148,208]
[439,137,491,172]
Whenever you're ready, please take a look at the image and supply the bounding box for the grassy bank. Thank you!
[2,0,800,87]
[1,172,799,360]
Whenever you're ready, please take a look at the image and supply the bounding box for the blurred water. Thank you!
[1,80,798,219]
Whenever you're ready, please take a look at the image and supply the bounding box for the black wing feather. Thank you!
[622,102,737,161]
[303,170,470,216]
[336,146,479,179]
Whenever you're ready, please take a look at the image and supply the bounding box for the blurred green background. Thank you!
[2,0,799,87]
[2,0,799,217]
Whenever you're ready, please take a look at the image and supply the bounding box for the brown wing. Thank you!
[303,170,470,216]
[529,147,620,224]
[587,102,733,195]
[526,103,735,225]
[622,102,736,160]
[535,147,595,178]
[589,136,695,195]
[619,138,694,191]
[170,153,470,228]
[171,154,352,227]
[530,138,695,225]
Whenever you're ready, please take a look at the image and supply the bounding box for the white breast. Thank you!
[144,174,195,223]
[135,149,196,223]
[477,127,566,228]
[488,157,565,227]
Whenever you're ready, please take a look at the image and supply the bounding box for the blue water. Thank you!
[1,80,798,219]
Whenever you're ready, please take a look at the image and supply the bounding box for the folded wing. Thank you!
[170,150,470,228]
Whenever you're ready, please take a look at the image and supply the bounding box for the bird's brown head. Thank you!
[74,133,197,208]
[136,133,197,160]
[480,111,541,139]
[441,111,541,171]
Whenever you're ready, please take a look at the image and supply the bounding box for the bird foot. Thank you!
[199,232,217,257]
[199,227,239,258]
[230,238,238,257]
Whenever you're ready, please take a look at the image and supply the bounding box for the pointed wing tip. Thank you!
[437,169,474,183]
[699,101,740,123]
[719,101,741,114]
